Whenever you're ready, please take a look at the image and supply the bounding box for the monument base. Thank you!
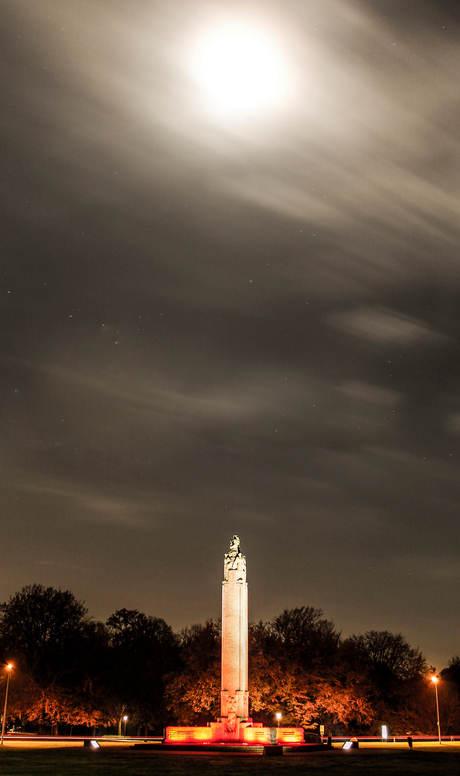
[164,721,304,745]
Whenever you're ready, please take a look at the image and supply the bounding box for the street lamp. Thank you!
[123,715,128,737]
[1,664,13,746]
[275,712,282,727]
[431,676,441,744]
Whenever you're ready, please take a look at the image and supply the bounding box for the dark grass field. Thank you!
[2,746,460,776]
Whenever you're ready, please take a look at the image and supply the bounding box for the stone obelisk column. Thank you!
[221,535,249,728]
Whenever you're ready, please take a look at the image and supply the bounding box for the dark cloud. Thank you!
[1,0,460,671]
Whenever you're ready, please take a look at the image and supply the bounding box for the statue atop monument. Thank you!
[224,534,246,579]
[229,534,240,556]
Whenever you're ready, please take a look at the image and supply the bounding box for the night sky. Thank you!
[2,0,460,672]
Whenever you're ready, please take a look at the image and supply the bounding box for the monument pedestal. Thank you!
[164,722,305,745]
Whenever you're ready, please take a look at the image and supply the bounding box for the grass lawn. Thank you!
[2,745,460,776]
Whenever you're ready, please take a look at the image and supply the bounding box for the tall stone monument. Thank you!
[164,536,304,745]
[220,535,249,730]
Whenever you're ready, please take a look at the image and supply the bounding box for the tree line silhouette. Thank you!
[1,584,459,736]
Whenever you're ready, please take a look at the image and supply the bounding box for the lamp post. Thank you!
[431,676,441,744]
[123,715,128,737]
[275,712,282,728]
[1,664,13,746]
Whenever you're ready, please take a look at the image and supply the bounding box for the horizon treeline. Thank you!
[1,583,459,737]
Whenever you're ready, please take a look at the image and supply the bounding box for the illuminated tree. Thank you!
[249,619,372,732]
[340,630,430,734]
[165,619,220,724]
[1,586,439,737]
[0,584,111,732]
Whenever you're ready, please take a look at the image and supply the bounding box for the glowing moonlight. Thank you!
[193,24,287,114]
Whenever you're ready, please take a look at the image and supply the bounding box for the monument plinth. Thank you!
[165,536,304,746]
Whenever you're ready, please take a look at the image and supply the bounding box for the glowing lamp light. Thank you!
[343,741,353,750]
[381,725,388,740]
[431,676,441,743]
[1,663,13,746]
[193,24,287,115]
[90,740,100,749]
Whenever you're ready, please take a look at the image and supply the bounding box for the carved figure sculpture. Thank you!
[224,534,246,579]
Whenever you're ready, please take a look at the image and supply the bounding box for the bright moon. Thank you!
[193,24,286,114]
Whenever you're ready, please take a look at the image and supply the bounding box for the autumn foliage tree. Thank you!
[0,584,445,737]
[165,619,221,724]
[339,630,430,733]
[248,608,373,732]
[0,584,103,732]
